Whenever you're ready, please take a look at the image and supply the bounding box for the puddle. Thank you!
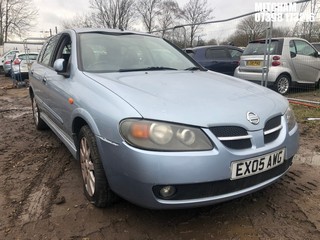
[1,107,32,119]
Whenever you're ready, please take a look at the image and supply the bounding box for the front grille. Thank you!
[210,126,252,149]
[264,116,282,144]
[153,157,293,201]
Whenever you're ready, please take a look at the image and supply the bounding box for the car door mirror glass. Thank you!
[54,58,65,72]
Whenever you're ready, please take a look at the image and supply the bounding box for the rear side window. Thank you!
[243,40,282,55]
[205,49,229,60]
[229,49,243,60]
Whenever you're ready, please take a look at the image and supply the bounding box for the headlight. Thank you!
[284,106,297,131]
[120,119,213,151]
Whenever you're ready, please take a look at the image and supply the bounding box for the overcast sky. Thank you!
[30,0,310,41]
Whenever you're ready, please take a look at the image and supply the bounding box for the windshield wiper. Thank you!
[185,66,201,71]
[119,67,178,72]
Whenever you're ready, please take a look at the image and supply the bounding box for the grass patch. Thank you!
[290,103,320,127]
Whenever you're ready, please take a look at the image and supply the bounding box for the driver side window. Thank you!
[294,40,316,57]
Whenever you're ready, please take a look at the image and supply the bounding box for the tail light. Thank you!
[13,58,21,65]
[272,55,281,66]
[4,60,11,65]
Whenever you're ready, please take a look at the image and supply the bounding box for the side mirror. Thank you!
[54,58,70,77]
[315,52,320,57]
[54,58,65,72]
[290,51,296,58]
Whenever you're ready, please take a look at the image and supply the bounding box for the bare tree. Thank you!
[61,14,95,29]
[0,0,38,44]
[90,0,136,29]
[136,0,161,32]
[236,15,268,42]
[157,0,181,37]
[180,0,213,47]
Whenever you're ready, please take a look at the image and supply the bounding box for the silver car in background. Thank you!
[234,37,320,95]
[11,52,39,80]
[29,29,299,209]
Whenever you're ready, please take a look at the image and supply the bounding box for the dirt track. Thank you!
[0,76,320,240]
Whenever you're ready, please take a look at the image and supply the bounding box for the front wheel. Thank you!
[274,74,290,95]
[79,125,116,207]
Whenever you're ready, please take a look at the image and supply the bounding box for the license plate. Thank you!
[247,60,261,67]
[231,149,285,180]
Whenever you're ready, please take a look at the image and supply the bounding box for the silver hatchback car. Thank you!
[29,29,299,209]
[234,37,320,95]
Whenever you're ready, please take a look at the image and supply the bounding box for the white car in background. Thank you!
[1,49,19,76]
[11,52,38,81]
[234,37,320,95]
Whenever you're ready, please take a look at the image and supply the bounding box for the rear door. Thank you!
[200,47,232,75]
[30,35,61,117]
[290,39,320,84]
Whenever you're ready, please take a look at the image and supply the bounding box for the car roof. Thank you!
[70,28,155,38]
[249,37,308,43]
[189,45,243,50]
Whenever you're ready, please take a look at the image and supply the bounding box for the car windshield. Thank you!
[79,32,196,72]
[312,43,320,51]
[243,40,281,55]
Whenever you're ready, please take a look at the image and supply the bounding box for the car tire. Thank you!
[79,125,117,208]
[5,70,11,77]
[275,74,290,95]
[31,96,48,130]
[315,79,320,89]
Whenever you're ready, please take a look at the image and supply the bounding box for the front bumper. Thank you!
[97,121,299,209]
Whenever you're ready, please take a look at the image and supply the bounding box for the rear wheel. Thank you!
[31,96,48,130]
[275,74,290,95]
[79,125,116,207]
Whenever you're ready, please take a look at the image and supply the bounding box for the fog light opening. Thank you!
[159,186,176,198]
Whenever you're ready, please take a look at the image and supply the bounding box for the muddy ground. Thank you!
[0,76,319,240]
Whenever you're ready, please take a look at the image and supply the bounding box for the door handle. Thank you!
[42,77,47,84]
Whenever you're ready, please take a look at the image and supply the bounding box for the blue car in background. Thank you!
[29,28,298,209]
[186,45,243,76]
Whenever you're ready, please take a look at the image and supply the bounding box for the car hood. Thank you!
[84,70,287,130]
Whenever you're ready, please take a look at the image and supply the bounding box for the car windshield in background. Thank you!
[79,33,196,72]
[19,54,38,60]
[243,40,281,55]
[312,43,320,51]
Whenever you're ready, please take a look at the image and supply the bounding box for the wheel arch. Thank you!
[277,72,292,81]
[72,110,101,159]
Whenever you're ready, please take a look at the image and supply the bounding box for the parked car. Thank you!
[11,52,38,81]
[1,49,19,76]
[234,37,320,95]
[185,45,243,76]
[311,42,320,51]
[29,28,299,209]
